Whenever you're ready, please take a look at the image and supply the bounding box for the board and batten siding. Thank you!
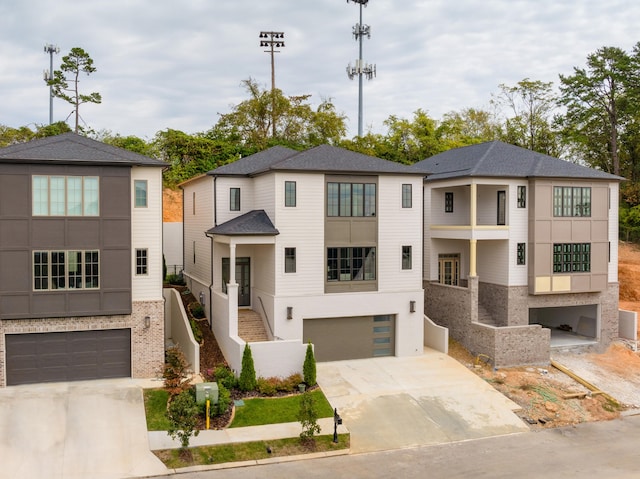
[182,176,214,285]
[377,175,423,292]
[131,167,164,301]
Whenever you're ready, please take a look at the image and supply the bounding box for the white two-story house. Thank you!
[412,141,623,367]
[181,145,426,376]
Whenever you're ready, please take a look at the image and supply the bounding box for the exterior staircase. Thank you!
[238,309,269,342]
[477,304,498,326]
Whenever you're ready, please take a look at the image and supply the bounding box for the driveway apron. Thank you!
[317,348,529,453]
[0,379,167,479]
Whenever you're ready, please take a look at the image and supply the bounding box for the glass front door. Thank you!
[222,257,251,306]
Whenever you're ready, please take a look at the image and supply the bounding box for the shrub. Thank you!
[190,303,205,319]
[257,377,279,396]
[216,383,231,416]
[167,389,200,449]
[214,366,237,390]
[163,346,190,396]
[189,318,203,343]
[303,342,317,386]
[239,344,257,392]
[166,273,186,286]
[279,373,303,393]
[298,390,321,441]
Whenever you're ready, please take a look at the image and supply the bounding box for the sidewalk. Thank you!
[148,417,349,450]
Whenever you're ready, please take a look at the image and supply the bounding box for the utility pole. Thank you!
[43,44,60,125]
[346,0,376,138]
[259,31,285,138]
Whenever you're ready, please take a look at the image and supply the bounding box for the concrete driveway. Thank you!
[0,379,168,479]
[317,347,529,453]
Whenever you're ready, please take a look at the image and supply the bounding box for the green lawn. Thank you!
[143,389,172,431]
[229,389,334,428]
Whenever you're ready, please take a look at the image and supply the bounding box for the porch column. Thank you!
[469,239,477,277]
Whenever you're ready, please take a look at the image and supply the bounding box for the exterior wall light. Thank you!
[410,301,416,313]
[144,316,151,329]
[287,307,293,320]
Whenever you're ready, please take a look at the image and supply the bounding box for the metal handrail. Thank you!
[257,296,279,340]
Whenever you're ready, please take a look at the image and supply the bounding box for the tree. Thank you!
[298,390,321,442]
[437,107,501,149]
[48,47,101,133]
[492,79,561,156]
[163,346,191,397]
[238,343,257,392]
[302,342,316,387]
[558,46,637,175]
[166,389,200,450]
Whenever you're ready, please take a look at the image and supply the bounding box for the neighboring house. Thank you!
[412,141,623,367]
[181,145,426,377]
[0,133,166,386]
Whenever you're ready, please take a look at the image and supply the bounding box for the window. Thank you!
[192,192,196,215]
[445,192,454,213]
[134,180,148,208]
[553,243,591,273]
[33,250,99,290]
[32,176,99,216]
[327,247,376,281]
[517,243,526,265]
[402,184,412,208]
[285,247,296,273]
[402,246,412,270]
[517,186,526,208]
[327,182,376,217]
[438,254,460,286]
[285,181,296,207]
[136,249,148,275]
[230,188,241,211]
[221,258,229,294]
[553,186,591,217]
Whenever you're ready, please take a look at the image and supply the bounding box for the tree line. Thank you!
[4,43,640,240]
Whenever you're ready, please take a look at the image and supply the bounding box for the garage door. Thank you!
[6,329,131,386]
[303,315,395,361]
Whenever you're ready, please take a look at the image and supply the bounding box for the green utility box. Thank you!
[195,382,219,404]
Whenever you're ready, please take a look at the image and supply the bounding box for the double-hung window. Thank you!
[136,249,148,275]
[402,184,412,208]
[134,180,148,208]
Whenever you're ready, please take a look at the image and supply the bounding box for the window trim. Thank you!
[33,250,100,291]
[134,179,148,208]
[230,187,241,211]
[135,248,148,276]
[32,175,100,216]
[402,184,412,208]
[285,181,296,207]
[284,247,296,273]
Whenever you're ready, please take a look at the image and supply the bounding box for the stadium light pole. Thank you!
[259,31,285,138]
[43,44,60,125]
[346,0,376,138]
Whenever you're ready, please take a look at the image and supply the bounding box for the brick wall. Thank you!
[0,300,164,387]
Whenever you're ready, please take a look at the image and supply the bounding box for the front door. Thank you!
[236,257,251,307]
[222,257,251,306]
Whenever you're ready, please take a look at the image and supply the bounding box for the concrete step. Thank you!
[238,309,269,342]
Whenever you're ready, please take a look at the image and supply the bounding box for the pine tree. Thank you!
[238,343,257,391]
[303,342,317,386]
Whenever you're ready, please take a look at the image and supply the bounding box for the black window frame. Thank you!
[230,187,241,211]
[553,243,591,273]
[326,246,376,282]
[517,185,526,208]
[402,245,412,270]
[402,184,412,208]
[517,243,526,265]
[285,247,296,273]
[136,248,148,275]
[285,181,296,207]
[445,192,454,213]
[327,182,376,217]
[553,186,591,217]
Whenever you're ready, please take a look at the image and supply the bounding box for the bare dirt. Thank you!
[163,188,182,222]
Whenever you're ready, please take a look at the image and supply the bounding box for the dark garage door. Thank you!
[6,329,131,386]
[303,315,395,361]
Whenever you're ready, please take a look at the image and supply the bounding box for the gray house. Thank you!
[413,141,623,367]
[0,133,166,386]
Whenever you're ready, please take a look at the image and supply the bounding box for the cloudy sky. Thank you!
[1,0,639,139]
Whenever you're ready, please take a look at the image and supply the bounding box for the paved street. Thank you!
[152,414,640,479]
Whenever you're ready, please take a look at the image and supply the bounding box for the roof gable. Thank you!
[206,210,279,236]
[0,132,166,167]
[411,141,623,181]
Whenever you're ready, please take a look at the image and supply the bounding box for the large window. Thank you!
[327,247,376,281]
[285,247,296,273]
[33,250,99,290]
[445,192,454,213]
[327,182,376,217]
[553,186,591,217]
[136,248,148,275]
[402,184,412,208]
[402,246,412,270]
[32,175,99,216]
[553,243,591,273]
[134,180,148,208]
[230,188,241,211]
[285,181,296,207]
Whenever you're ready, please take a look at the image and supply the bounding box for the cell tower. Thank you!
[346,0,376,138]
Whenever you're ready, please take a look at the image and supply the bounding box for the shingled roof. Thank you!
[0,132,166,167]
[209,144,419,177]
[206,210,279,236]
[411,141,623,182]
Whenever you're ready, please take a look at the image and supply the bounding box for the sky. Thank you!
[1,0,640,140]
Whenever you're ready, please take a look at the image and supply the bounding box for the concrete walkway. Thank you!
[317,348,529,453]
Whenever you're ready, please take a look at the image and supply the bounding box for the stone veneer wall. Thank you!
[0,300,164,387]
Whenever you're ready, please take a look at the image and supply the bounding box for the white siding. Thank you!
[215,177,254,226]
[182,176,214,285]
[507,180,529,286]
[254,174,276,219]
[131,167,163,301]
